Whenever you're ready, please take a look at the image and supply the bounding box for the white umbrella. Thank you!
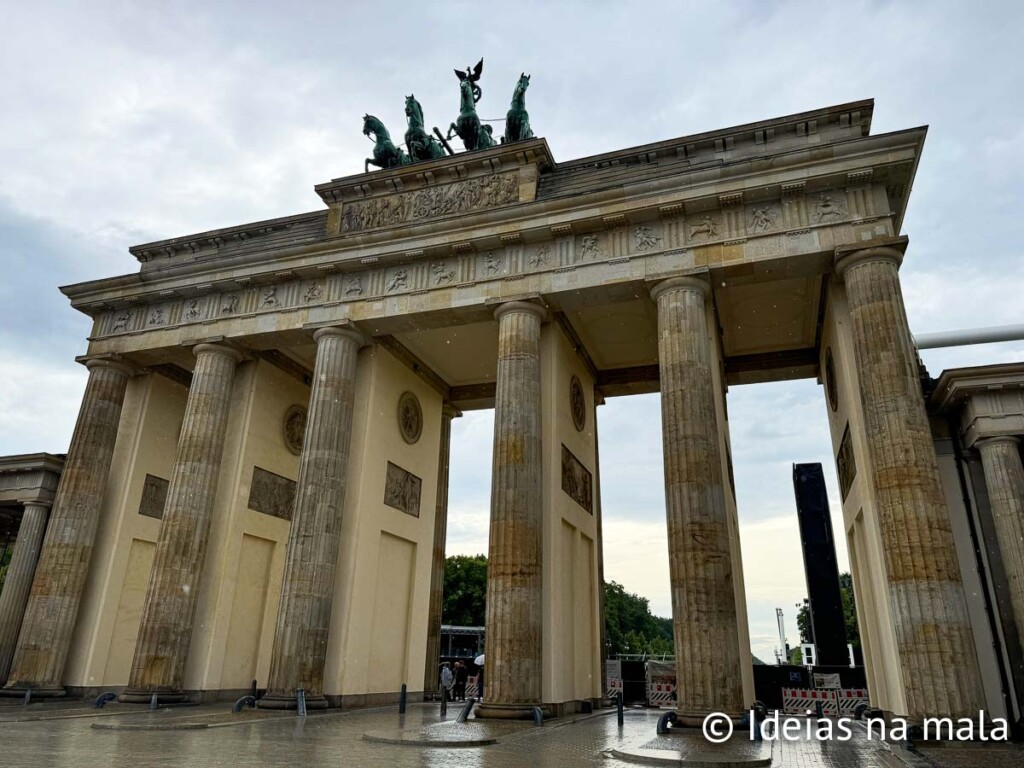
[474,654,485,666]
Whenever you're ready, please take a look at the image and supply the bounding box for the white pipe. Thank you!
[915,324,1024,350]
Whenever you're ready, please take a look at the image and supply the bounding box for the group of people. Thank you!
[438,660,477,701]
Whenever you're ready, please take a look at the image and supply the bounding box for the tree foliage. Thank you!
[442,554,488,626]
[796,572,860,654]
[603,580,674,656]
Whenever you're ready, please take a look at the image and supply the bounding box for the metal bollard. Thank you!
[399,683,407,714]
[150,693,159,711]
[296,688,307,717]
[456,697,475,723]
[94,692,117,709]
[232,695,256,713]
[251,679,258,700]
[657,711,678,735]
[22,688,31,707]
[440,686,448,717]
[532,706,544,727]
[616,691,624,727]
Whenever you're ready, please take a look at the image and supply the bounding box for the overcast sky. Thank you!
[1,1,1021,665]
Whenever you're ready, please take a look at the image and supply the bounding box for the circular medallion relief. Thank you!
[569,375,586,432]
[398,391,423,444]
[283,405,308,455]
[825,347,839,413]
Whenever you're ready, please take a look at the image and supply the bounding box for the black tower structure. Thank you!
[792,462,847,666]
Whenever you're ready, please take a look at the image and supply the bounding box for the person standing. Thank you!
[454,661,468,701]
[440,661,454,699]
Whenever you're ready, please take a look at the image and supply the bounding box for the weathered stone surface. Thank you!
[423,405,458,693]
[477,301,546,719]
[650,276,744,717]
[383,462,422,517]
[3,359,131,696]
[976,436,1024,661]
[246,467,296,521]
[260,326,364,709]
[836,242,985,720]
[0,502,50,685]
[122,343,243,701]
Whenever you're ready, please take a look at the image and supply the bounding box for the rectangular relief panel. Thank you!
[561,444,593,513]
[383,461,422,518]
[138,474,169,519]
[836,424,857,501]
[247,467,297,521]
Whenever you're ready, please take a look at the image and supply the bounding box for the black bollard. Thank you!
[94,692,117,709]
[150,692,158,711]
[22,688,31,707]
[251,679,258,700]
[616,691,624,727]
[399,683,407,714]
[440,685,448,717]
[457,697,475,723]
[532,706,544,727]
[296,688,307,717]
[657,711,678,735]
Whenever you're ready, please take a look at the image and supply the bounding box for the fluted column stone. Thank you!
[122,343,243,702]
[260,326,364,709]
[423,404,459,695]
[976,436,1024,657]
[476,301,546,719]
[3,358,131,697]
[837,241,985,720]
[0,502,51,685]
[651,276,744,719]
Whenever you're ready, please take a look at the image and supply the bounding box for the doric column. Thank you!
[3,358,131,697]
[476,301,546,719]
[650,276,744,719]
[0,502,51,685]
[423,404,460,695]
[121,343,243,702]
[975,436,1024,657]
[260,326,364,710]
[836,240,985,720]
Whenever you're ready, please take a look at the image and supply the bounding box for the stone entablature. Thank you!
[931,363,1024,447]
[62,100,921,358]
[0,454,65,506]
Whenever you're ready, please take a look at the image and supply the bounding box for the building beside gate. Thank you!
[0,98,1021,723]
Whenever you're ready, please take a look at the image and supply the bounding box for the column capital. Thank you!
[82,356,136,378]
[649,275,711,303]
[311,324,368,348]
[18,499,53,510]
[835,235,908,278]
[192,342,245,364]
[441,403,462,420]
[975,435,1021,451]
[493,300,547,323]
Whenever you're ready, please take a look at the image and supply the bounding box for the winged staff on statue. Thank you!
[361,57,535,172]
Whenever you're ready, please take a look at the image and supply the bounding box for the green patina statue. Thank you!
[446,59,495,152]
[363,114,409,173]
[404,95,446,163]
[503,73,533,144]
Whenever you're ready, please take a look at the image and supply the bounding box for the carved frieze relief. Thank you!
[384,461,421,517]
[341,171,520,233]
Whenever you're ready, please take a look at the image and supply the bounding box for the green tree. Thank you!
[442,554,488,626]
[796,572,861,654]
[603,580,674,656]
[0,543,11,595]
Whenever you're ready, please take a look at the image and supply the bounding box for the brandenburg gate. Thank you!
[0,95,1004,722]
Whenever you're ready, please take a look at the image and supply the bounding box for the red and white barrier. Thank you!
[834,688,869,715]
[647,661,676,708]
[781,687,839,716]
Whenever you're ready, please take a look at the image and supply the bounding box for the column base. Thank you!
[474,702,550,720]
[0,683,66,699]
[119,688,188,704]
[257,691,330,710]
[666,711,745,729]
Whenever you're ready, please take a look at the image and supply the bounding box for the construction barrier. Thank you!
[466,680,479,699]
[781,687,839,716]
[834,688,869,716]
[646,661,676,708]
[605,660,623,699]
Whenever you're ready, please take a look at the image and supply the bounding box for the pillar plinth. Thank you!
[423,404,459,695]
[3,358,131,697]
[476,301,547,720]
[121,343,243,703]
[837,242,985,720]
[650,276,744,718]
[260,326,364,710]
[0,502,51,685]
[975,436,1024,655]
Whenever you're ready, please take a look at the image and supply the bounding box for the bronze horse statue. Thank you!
[363,114,409,173]
[404,95,445,163]
[503,73,533,143]
[447,76,494,152]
